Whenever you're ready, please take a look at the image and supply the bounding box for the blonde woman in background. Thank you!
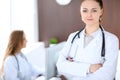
[1,30,42,80]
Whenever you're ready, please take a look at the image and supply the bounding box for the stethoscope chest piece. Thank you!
[101,57,105,64]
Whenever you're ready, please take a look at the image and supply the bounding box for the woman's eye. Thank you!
[82,10,87,12]
[92,10,97,12]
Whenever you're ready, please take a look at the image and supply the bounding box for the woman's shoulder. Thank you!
[105,31,119,42]
[4,55,16,64]
[69,31,79,37]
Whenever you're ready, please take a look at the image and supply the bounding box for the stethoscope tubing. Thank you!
[67,25,105,63]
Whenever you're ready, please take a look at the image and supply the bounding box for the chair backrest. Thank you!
[46,42,66,80]
[22,42,46,75]
[0,77,2,80]
[115,51,120,80]
[0,75,4,80]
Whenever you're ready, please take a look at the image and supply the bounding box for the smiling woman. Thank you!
[56,0,119,80]
[55,0,72,5]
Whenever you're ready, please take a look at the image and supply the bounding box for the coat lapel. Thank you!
[73,29,102,63]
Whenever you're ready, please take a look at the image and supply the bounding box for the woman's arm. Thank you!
[28,60,43,79]
[56,32,91,77]
[56,54,91,77]
[85,33,119,80]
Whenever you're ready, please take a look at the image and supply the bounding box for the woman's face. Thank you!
[80,0,103,26]
[22,34,27,48]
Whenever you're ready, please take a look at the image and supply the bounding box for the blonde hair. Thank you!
[1,30,24,74]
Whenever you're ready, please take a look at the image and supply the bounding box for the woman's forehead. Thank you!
[81,0,100,9]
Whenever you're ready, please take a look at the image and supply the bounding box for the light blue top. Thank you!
[4,52,41,80]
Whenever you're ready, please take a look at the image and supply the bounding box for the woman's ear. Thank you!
[100,9,104,17]
[99,9,104,22]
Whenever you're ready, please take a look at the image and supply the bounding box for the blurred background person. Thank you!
[1,30,42,80]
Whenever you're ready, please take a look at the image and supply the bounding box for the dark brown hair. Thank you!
[81,0,103,9]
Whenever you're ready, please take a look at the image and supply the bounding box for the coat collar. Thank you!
[75,28,102,49]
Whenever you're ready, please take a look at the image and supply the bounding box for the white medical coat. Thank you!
[4,53,41,80]
[56,28,119,80]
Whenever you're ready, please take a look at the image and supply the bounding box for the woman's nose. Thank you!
[87,12,92,17]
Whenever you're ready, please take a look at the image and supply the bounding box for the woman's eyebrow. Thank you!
[92,8,98,9]
[82,8,87,9]
[82,8,98,9]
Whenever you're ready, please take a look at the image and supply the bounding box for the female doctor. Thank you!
[56,0,119,80]
[1,30,42,80]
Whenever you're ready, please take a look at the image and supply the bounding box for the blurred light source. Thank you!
[56,0,72,5]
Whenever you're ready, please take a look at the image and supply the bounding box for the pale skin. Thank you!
[67,0,103,73]
[22,34,27,48]
[16,34,27,53]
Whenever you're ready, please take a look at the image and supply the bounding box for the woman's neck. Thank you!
[15,48,21,54]
[85,24,100,35]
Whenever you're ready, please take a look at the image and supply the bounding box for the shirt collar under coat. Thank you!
[75,27,103,47]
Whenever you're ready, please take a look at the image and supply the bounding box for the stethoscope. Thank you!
[67,25,105,63]
[14,55,21,78]
[14,53,28,78]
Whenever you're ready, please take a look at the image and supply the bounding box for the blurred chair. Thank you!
[115,51,120,80]
[46,41,66,80]
[22,42,46,75]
